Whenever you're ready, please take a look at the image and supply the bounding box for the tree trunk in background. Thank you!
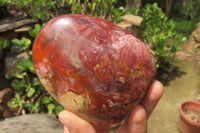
[165,0,174,19]
[126,0,142,12]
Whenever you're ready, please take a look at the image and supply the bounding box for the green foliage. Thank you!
[141,3,186,68]
[0,0,56,22]
[48,103,56,114]
[171,0,200,37]
[26,83,36,98]
[0,37,10,50]
[17,57,35,73]
[13,0,31,8]
[130,8,140,15]
[0,37,10,58]
[8,93,23,108]
[173,20,196,37]
[1,0,126,22]
[28,24,43,37]
[173,0,200,21]
[0,0,11,5]
[12,37,31,51]
[28,0,55,21]
[8,28,64,115]
[66,0,126,23]
[66,0,82,14]
[41,96,51,104]
[55,105,65,116]
[112,6,126,23]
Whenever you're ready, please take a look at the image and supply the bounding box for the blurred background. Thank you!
[0,0,200,133]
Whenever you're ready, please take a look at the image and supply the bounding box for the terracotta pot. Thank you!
[178,101,200,133]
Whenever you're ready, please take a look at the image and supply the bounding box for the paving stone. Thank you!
[116,21,132,29]
[116,21,142,38]
[0,114,64,133]
[120,14,143,26]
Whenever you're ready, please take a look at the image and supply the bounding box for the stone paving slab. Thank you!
[0,114,63,133]
[120,15,143,26]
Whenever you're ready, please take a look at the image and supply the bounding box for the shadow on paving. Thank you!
[156,62,187,86]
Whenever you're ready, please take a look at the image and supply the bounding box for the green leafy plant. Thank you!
[141,3,186,68]
[28,24,44,37]
[0,0,12,5]
[0,37,10,59]
[171,0,200,37]
[0,37,10,50]
[65,0,83,14]
[1,0,126,22]
[9,93,23,108]
[0,0,56,22]
[173,0,200,21]
[66,0,126,23]
[130,8,140,15]
[12,37,31,51]
[28,0,56,21]
[13,0,31,8]
[112,6,126,23]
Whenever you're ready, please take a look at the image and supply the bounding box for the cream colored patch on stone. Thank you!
[40,77,55,97]
[39,77,89,113]
[58,91,87,112]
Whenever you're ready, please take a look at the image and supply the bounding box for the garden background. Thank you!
[0,0,200,132]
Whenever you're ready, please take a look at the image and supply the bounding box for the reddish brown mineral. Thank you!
[32,14,156,128]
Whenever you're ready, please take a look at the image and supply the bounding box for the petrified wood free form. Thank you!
[32,14,156,128]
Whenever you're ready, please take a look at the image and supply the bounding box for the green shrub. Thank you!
[28,0,55,21]
[0,0,56,22]
[0,37,10,50]
[130,8,140,15]
[141,3,186,68]
[1,0,126,23]
[0,0,11,5]
[112,6,126,23]
[12,37,31,51]
[173,19,198,37]
[28,23,45,37]
[66,0,126,23]
[0,37,10,59]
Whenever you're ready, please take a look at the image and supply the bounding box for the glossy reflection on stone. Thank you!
[32,14,156,127]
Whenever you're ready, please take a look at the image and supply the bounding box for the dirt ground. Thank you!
[148,55,200,133]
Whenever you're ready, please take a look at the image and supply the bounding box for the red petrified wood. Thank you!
[32,14,156,128]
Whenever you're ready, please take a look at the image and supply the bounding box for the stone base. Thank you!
[0,114,64,133]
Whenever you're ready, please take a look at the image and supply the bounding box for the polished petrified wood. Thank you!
[32,14,156,128]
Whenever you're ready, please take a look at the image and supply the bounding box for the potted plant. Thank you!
[178,101,200,133]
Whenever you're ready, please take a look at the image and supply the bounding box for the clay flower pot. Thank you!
[178,101,200,133]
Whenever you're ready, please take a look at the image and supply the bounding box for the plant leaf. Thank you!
[27,87,36,98]
[55,105,64,116]
[48,103,55,114]
[41,96,51,104]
